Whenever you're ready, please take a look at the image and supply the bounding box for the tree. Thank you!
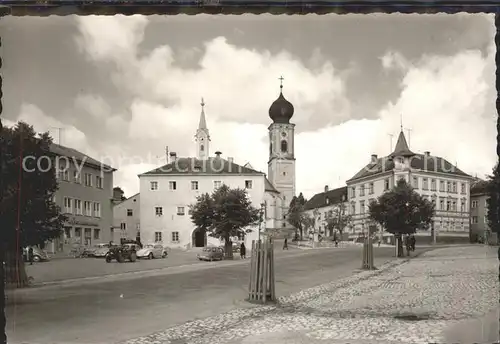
[287,193,307,240]
[325,202,352,241]
[0,122,67,287]
[368,178,435,257]
[486,162,500,241]
[189,184,260,259]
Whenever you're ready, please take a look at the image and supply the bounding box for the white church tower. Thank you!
[195,98,210,160]
[267,77,296,222]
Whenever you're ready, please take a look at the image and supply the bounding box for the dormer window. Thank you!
[200,144,204,151]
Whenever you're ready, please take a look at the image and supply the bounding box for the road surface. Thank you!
[7,246,415,344]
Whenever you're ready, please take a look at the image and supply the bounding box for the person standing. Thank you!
[240,242,246,259]
[28,247,34,265]
[283,238,288,250]
[410,234,416,251]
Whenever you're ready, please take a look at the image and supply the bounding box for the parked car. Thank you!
[197,247,224,261]
[94,244,115,258]
[136,244,167,259]
[86,243,110,257]
[105,244,137,263]
[23,246,50,262]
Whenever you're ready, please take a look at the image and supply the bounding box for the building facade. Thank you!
[112,193,141,243]
[48,144,116,253]
[138,89,296,249]
[470,179,492,243]
[303,186,348,239]
[346,130,473,242]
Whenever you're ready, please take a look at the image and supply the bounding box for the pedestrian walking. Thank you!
[283,238,288,250]
[28,247,34,265]
[410,234,416,251]
[240,242,246,259]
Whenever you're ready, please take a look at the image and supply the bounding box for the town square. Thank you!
[0,10,498,344]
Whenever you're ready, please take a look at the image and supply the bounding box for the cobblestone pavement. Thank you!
[117,245,498,344]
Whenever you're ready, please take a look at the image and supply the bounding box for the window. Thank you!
[439,198,444,210]
[245,180,253,189]
[214,181,221,189]
[350,187,356,198]
[471,200,478,208]
[446,181,451,192]
[177,206,185,215]
[369,183,374,195]
[84,173,93,187]
[73,171,81,184]
[191,181,199,190]
[75,227,81,237]
[451,200,457,211]
[64,227,71,239]
[439,180,445,192]
[200,144,204,152]
[93,202,101,217]
[64,197,72,213]
[422,178,428,190]
[412,177,419,189]
[150,181,158,190]
[461,183,466,194]
[360,184,365,196]
[155,207,163,216]
[74,199,82,215]
[431,179,436,191]
[62,169,70,181]
[84,201,92,216]
[154,232,162,242]
[120,223,126,230]
[280,140,288,153]
[446,200,451,211]
[169,181,177,190]
[172,231,179,242]
[384,179,390,191]
[461,199,466,212]
[93,229,100,240]
[351,202,356,215]
[127,209,133,216]
[472,216,478,224]
[452,182,457,193]
[96,176,103,189]
[360,201,365,214]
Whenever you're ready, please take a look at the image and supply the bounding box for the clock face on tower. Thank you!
[281,132,287,137]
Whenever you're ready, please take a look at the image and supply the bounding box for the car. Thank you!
[136,244,167,259]
[86,243,110,257]
[23,246,50,262]
[94,244,115,258]
[105,244,137,263]
[197,247,224,261]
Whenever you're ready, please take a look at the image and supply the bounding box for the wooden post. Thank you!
[247,238,276,303]
[361,233,375,270]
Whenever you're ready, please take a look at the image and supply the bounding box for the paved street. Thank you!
[7,246,400,344]
[112,245,497,344]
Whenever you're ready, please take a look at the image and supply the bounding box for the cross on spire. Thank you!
[400,113,403,131]
[201,97,205,108]
[279,75,284,90]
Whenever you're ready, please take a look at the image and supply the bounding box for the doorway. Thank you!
[192,228,206,247]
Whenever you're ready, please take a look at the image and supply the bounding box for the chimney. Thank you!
[371,154,378,163]
[112,187,124,202]
[424,151,430,157]
[324,185,329,192]
[169,152,177,162]
[215,151,222,158]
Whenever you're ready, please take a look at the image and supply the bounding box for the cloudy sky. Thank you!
[0,14,496,198]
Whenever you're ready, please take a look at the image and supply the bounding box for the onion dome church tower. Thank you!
[267,76,296,227]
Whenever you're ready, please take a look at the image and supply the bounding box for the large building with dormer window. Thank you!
[345,129,474,242]
[138,86,297,249]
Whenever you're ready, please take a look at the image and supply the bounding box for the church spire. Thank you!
[391,129,414,157]
[199,98,207,130]
[195,97,210,160]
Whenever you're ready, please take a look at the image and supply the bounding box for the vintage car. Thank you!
[86,243,110,257]
[105,243,137,263]
[197,246,224,261]
[23,246,50,262]
[136,244,167,259]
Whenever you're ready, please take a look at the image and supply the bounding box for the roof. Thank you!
[347,153,471,183]
[264,178,279,193]
[49,143,116,171]
[471,179,490,196]
[391,130,415,157]
[140,157,265,176]
[304,186,348,210]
